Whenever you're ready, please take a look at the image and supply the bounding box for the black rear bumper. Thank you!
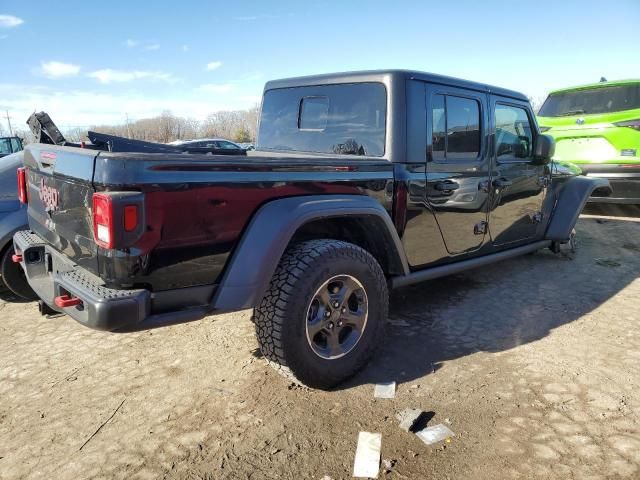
[13,230,215,331]
[582,164,640,204]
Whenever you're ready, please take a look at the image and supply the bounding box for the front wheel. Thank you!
[254,239,388,389]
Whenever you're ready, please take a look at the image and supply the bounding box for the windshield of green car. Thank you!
[538,83,640,117]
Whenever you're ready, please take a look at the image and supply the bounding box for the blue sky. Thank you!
[1,0,639,129]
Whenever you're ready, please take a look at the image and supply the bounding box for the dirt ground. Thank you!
[1,206,639,480]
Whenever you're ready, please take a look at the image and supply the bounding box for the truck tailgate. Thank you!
[22,145,99,274]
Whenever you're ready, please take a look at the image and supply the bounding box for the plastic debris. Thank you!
[374,382,396,399]
[388,319,410,327]
[595,258,621,267]
[353,432,381,478]
[396,408,423,432]
[381,459,396,473]
[416,424,455,445]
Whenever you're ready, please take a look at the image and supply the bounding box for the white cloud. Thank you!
[0,83,258,127]
[144,44,160,51]
[88,69,175,84]
[125,39,138,47]
[0,15,23,28]
[198,83,234,94]
[41,61,81,78]
[182,45,189,52]
[205,61,222,71]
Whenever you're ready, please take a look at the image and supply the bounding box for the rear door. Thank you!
[425,85,491,255]
[488,98,547,245]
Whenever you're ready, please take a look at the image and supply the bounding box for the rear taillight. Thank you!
[124,205,138,232]
[17,167,28,204]
[92,192,143,249]
[613,119,640,131]
[92,193,114,249]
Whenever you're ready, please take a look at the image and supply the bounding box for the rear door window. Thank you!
[430,94,481,161]
[258,82,386,156]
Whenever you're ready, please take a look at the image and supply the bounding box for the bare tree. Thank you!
[71,106,259,145]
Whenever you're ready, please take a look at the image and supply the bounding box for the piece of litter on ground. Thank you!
[381,459,396,473]
[595,258,621,267]
[396,408,422,432]
[374,382,396,399]
[353,432,381,478]
[388,319,410,327]
[416,424,455,445]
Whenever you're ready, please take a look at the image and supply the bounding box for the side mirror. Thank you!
[532,134,555,165]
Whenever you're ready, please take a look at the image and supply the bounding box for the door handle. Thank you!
[493,178,513,188]
[433,181,460,191]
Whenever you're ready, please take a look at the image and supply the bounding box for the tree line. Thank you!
[66,106,260,144]
[4,106,260,145]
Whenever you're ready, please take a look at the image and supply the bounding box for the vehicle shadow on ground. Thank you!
[340,218,640,390]
[0,287,30,303]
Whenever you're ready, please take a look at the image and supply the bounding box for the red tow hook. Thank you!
[11,253,23,263]
[54,295,83,308]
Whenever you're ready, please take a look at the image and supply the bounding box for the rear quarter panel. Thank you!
[93,153,394,290]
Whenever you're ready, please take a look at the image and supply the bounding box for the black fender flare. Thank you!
[212,195,409,311]
[545,176,612,241]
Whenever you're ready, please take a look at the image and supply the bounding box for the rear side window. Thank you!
[495,104,534,160]
[0,138,11,155]
[539,84,640,116]
[217,141,240,149]
[258,82,386,156]
[430,94,481,161]
[10,138,22,152]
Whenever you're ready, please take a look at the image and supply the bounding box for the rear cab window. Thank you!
[257,82,387,156]
[539,83,640,116]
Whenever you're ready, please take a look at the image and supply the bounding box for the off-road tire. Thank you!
[253,239,388,390]
[1,245,38,301]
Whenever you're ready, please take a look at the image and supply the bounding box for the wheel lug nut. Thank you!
[325,310,331,318]
[333,301,340,308]
[341,307,346,313]
[328,322,334,329]
[338,321,343,327]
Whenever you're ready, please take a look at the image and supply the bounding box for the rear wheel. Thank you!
[1,245,38,301]
[254,239,388,389]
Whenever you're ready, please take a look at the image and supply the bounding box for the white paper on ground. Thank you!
[353,431,382,478]
[416,423,455,445]
[373,381,396,399]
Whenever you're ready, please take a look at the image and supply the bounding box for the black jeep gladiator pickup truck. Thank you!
[14,70,611,389]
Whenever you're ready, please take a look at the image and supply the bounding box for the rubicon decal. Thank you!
[39,178,60,211]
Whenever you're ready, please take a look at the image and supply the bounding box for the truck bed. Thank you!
[22,144,394,292]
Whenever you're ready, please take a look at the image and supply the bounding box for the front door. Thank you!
[488,98,547,246]
[426,85,491,255]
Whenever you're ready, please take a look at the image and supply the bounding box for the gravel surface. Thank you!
[1,210,639,480]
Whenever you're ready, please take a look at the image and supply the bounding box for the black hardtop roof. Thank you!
[264,69,528,102]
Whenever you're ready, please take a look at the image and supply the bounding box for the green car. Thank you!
[537,79,640,203]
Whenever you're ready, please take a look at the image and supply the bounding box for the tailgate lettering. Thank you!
[39,178,60,211]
